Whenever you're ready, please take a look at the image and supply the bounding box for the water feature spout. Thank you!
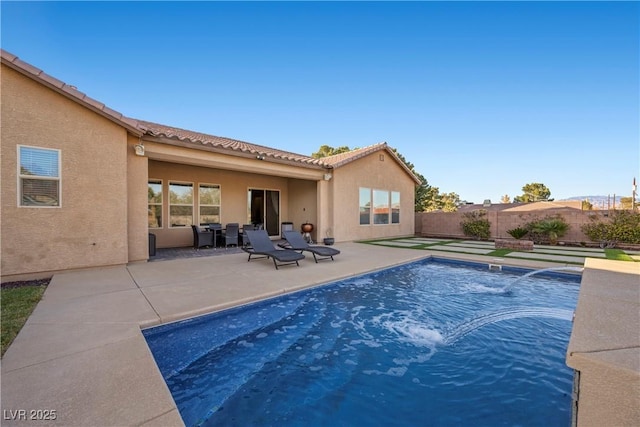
[443,307,574,345]
[503,266,583,292]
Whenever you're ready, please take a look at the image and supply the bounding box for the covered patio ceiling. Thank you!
[141,136,329,181]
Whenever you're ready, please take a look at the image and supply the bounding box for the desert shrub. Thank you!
[525,215,570,245]
[581,210,640,246]
[460,210,491,240]
[506,227,529,240]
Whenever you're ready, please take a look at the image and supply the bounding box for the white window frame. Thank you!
[168,181,194,228]
[198,183,221,226]
[148,179,163,229]
[359,187,371,225]
[17,145,61,208]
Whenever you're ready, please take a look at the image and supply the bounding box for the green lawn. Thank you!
[1,281,48,357]
[604,249,635,261]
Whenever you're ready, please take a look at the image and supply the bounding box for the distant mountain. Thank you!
[562,195,626,208]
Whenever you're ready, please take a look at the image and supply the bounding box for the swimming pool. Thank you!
[143,259,581,426]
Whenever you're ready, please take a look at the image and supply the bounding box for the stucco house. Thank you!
[1,50,420,281]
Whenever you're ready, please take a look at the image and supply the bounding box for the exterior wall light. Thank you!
[134,143,145,156]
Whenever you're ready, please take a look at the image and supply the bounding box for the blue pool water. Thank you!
[143,259,581,426]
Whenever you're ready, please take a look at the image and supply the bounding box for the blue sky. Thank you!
[2,1,638,204]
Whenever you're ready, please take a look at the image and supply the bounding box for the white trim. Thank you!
[148,179,163,229]
[372,188,390,225]
[17,144,62,208]
[168,181,194,228]
[359,187,371,225]
[198,182,221,226]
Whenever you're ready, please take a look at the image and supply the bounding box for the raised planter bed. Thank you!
[495,238,534,251]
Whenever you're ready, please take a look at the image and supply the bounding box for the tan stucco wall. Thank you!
[566,259,640,426]
[1,65,130,280]
[288,179,318,240]
[148,160,296,248]
[127,134,149,262]
[331,150,416,242]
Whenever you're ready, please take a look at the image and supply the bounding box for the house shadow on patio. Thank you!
[150,245,245,261]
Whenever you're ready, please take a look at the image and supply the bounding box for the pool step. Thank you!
[170,296,329,426]
[143,292,309,379]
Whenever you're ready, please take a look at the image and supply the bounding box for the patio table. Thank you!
[205,225,224,248]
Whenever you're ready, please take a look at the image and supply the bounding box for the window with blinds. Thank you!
[18,146,61,207]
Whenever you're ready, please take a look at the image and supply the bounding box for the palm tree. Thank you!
[532,219,569,245]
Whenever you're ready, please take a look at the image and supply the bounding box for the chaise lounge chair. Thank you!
[281,230,341,262]
[242,229,305,270]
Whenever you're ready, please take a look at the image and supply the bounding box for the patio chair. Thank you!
[242,229,305,269]
[280,230,341,262]
[191,225,214,249]
[241,224,255,247]
[225,223,240,247]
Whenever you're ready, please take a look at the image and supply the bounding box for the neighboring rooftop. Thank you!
[456,200,584,212]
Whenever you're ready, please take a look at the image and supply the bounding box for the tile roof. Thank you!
[3,48,421,184]
[137,119,329,168]
[1,49,142,136]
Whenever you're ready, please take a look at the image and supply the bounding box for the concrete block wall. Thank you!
[418,209,609,244]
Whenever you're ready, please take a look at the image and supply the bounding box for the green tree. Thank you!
[388,148,461,211]
[440,192,461,212]
[311,145,352,158]
[389,148,445,212]
[513,183,551,203]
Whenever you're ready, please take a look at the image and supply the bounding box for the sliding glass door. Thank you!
[247,189,280,237]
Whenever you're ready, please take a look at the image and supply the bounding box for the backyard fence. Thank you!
[415,208,617,245]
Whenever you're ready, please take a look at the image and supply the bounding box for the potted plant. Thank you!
[323,228,334,245]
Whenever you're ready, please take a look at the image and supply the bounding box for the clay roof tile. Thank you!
[1,49,142,136]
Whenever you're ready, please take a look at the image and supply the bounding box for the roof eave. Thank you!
[329,143,422,185]
[141,134,331,171]
[1,49,143,137]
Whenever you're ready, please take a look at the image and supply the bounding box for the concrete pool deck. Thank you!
[1,241,638,426]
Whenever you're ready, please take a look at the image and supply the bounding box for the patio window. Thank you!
[373,189,390,224]
[199,183,221,225]
[18,145,61,207]
[169,182,193,227]
[359,187,371,225]
[148,180,162,228]
[391,191,400,224]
